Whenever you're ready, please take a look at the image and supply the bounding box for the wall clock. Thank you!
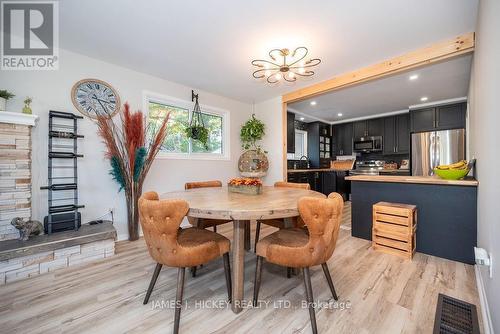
[71,79,121,119]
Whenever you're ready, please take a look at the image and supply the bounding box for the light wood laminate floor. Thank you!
[0,203,481,333]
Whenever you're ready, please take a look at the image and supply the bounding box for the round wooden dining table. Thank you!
[161,185,325,313]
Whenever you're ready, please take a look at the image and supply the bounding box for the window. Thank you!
[145,92,229,159]
[293,130,308,159]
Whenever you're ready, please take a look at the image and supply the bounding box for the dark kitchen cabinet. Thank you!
[383,114,410,155]
[307,122,332,168]
[333,123,353,156]
[321,171,337,196]
[287,112,295,153]
[396,114,410,154]
[436,103,466,130]
[353,118,384,138]
[410,102,466,133]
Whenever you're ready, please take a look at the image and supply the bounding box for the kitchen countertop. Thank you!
[346,175,478,186]
[288,168,349,173]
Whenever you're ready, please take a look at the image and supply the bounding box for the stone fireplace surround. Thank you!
[0,112,116,284]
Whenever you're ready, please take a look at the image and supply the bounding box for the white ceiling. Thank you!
[289,55,472,123]
[59,0,478,103]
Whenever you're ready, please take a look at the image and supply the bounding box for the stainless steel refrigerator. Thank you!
[411,129,465,176]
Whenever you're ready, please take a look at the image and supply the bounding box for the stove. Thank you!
[349,160,385,175]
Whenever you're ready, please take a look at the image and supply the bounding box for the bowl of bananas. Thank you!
[434,160,470,180]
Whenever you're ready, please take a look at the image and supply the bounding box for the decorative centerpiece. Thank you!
[238,114,269,177]
[0,90,15,111]
[228,178,263,195]
[95,103,170,241]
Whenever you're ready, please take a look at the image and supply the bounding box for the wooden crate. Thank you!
[372,202,417,260]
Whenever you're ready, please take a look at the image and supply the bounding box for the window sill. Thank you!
[155,153,231,161]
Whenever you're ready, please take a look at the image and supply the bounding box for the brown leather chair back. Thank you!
[298,192,344,265]
[274,181,310,190]
[185,180,222,190]
[138,191,189,267]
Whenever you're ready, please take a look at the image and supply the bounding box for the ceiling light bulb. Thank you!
[338,113,343,117]
[288,72,295,79]
[264,70,271,76]
[409,74,419,81]
[420,96,428,102]
[275,73,282,81]
[299,117,305,121]
[310,101,317,106]
[298,67,305,74]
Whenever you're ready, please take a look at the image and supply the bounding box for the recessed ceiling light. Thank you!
[299,117,305,121]
[337,113,343,117]
[409,74,419,81]
[310,101,317,106]
[420,96,428,102]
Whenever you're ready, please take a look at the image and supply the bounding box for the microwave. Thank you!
[353,136,383,153]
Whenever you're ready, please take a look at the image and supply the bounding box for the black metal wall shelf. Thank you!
[40,110,85,234]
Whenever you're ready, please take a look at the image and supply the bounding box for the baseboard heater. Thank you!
[433,293,480,334]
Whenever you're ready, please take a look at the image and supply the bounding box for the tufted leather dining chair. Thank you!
[184,180,232,233]
[139,191,232,334]
[253,192,344,334]
[184,180,233,277]
[254,181,310,262]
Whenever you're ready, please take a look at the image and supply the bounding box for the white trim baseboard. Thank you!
[475,265,494,334]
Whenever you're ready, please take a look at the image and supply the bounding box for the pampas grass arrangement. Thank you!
[96,103,169,240]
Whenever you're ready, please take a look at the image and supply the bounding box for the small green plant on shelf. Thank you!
[240,113,266,152]
[0,90,15,100]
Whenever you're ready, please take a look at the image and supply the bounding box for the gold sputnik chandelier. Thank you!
[251,47,321,84]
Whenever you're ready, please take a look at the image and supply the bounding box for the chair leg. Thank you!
[244,222,251,250]
[303,267,318,334]
[253,255,263,305]
[287,267,292,278]
[213,225,217,233]
[321,263,338,301]
[254,221,261,253]
[143,263,162,305]
[223,252,232,303]
[190,266,197,278]
[173,267,185,334]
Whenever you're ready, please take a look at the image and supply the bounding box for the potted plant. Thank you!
[23,97,33,114]
[185,91,209,149]
[238,114,269,177]
[95,103,170,241]
[0,90,15,111]
[185,124,209,149]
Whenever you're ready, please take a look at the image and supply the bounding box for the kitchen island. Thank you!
[346,175,478,264]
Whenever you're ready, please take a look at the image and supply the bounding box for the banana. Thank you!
[436,160,468,170]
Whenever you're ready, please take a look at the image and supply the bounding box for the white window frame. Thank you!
[294,129,308,159]
[143,90,230,160]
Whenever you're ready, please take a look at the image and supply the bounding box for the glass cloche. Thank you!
[238,149,269,177]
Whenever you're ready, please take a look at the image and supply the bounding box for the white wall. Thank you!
[468,0,500,331]
[0,49,252,240]
[253,96,283,184]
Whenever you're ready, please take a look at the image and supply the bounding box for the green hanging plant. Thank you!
[240,113,266,152]
[185,125,209,149]
[186,91,209,149]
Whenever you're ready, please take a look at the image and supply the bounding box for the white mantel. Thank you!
[0,111,38,126]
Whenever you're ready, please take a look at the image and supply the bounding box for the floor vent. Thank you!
[433,294,480,334]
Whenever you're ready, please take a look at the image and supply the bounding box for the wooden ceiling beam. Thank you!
[282,32,475,103]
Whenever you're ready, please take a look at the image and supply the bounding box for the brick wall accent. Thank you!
[0,123,32,240]
[0,238,115,284]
